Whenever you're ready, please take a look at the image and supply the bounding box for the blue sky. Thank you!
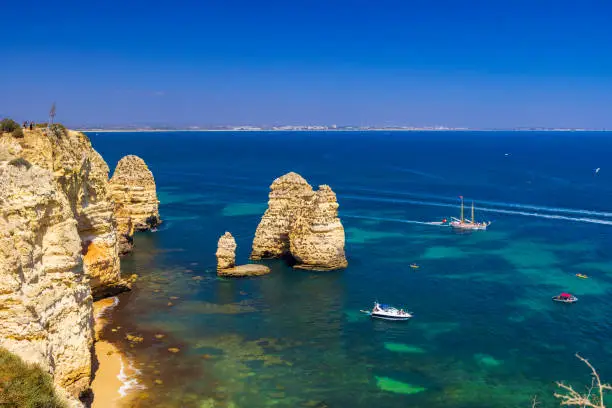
[2,0,612,128]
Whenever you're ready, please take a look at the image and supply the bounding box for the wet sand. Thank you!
[91,297,139,408]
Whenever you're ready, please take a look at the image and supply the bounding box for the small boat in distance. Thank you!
[552,293,578,303]
[361,302,412,321]
[450,196,491,231]
[410,263,419,269]
[576,274,588,279]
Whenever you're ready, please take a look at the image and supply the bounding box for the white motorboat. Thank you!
[552,293,578,303]
[361,302,412,321]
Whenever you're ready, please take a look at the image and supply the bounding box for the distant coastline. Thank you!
[78,127,607,133]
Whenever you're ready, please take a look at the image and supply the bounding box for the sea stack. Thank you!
[0,154,93,406]
[289,185,348,270]
[109,155,161,255]
[251,172,314,259]
[216,232,270,277]
[250,172,347,270]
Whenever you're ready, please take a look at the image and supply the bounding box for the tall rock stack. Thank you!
[0,128,124,298]
[216,231,237,270]
[109,155,161,255]
[289,185,348,270]
[250,172,347,271]
[251,172,315,260]
[0,156,93,406]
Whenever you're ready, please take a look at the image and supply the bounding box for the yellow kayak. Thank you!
[576,274,588,279]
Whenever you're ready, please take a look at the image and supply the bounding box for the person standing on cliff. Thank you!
[29,122,33,130]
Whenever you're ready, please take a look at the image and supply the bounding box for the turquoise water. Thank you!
[90,131,612,407]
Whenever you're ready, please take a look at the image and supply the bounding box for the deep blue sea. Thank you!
[88,131,612,408]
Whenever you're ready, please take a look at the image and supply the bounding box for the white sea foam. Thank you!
[95,296,119,319]
[117,355,145,397]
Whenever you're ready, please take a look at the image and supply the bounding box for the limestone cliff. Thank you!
[217,232,270,277]
[109,155,161,255]
[250,172,347,270]
[289,185,348,270]
[0,157,93,406]
[0,128,124,297]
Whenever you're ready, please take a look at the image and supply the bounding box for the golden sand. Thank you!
[91,298,139,408]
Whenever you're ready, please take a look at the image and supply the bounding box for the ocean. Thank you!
[88,131,612,408]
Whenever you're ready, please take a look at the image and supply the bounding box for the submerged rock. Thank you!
[217,232,271,277]
[250,172,347,270]
[109,155,161,254]
[218,264,271,277]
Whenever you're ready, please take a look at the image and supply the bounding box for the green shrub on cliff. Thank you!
[0,118,19,133]
[0,347,66,408]
[50,123,67,138]
[0,119,24,138]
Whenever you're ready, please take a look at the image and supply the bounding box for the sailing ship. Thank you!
[450,196,491,231]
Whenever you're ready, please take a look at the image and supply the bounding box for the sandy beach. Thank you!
[91,297,140,408]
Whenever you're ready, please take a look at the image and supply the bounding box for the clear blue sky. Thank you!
[2,0,612,128]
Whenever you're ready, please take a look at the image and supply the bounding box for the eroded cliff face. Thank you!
[250,172,347,270]
[108,155,161,255]
[0,128,123,297]
[0,157,93,406]
[289,185,348,270]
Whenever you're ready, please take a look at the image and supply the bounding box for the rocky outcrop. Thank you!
[217,232,270,277]
[108,155,161,254]
[0,157,93,406]
[250,172,347,270]
[0,128,125,297]
[289,185,348,270]
[251,172,315,259]
[216,232,237,270]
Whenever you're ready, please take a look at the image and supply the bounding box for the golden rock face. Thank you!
[0,128,123,297]
[108,155,161,255]
[250,172,347,271]
[0,158,93,405]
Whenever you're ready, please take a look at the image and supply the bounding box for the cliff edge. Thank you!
[0,127,125,297]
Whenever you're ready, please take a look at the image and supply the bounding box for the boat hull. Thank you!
[371,313,412,321]
[552,296,578,303]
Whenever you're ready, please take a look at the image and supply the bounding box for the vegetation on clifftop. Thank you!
[0,347,66,408]
[0,118,23,138]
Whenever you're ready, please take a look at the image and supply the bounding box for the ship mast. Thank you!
[460,196,464,223]
[471,201,475,224]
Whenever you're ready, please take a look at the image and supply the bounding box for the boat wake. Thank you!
[344,215,448,227]
[342,195,612,226]
[343,187,612,218]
